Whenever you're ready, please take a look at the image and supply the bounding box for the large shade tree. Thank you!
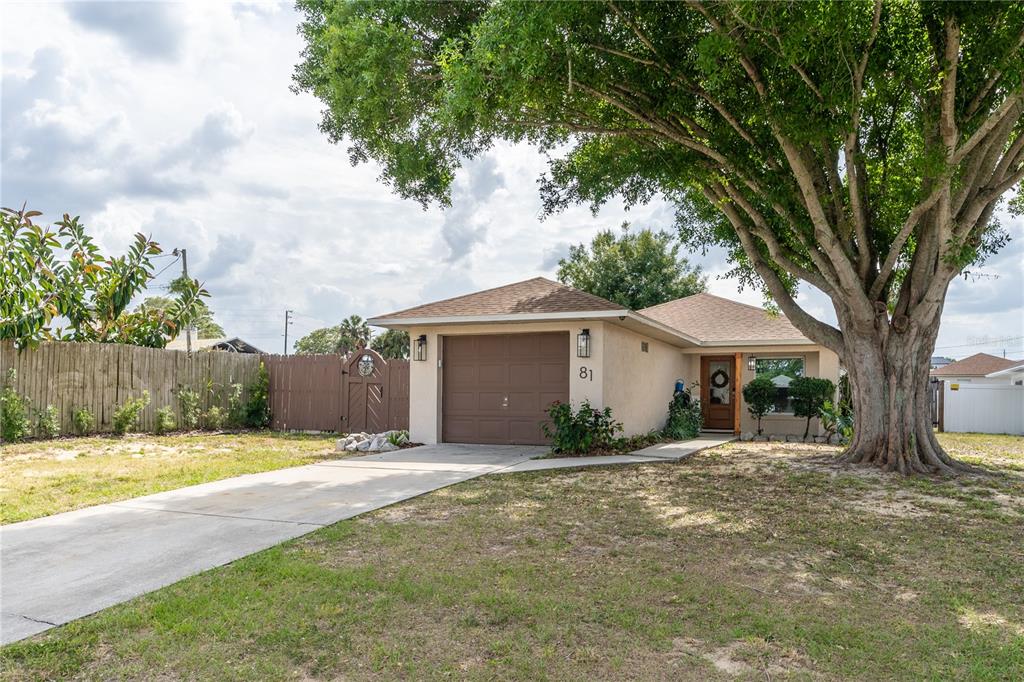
[295,1,1024,474]
[557,224,706,309]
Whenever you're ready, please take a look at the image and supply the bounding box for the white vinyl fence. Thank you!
[942,382,1024,435]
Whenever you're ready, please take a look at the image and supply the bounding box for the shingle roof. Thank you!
[930,353,1020,377]
[638,293,805,343]
[372,277,626,320]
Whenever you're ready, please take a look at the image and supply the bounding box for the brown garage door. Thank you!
[443,332,569,445]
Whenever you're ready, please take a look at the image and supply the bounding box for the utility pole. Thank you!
[173,248,192,354]
[283,310,293,355]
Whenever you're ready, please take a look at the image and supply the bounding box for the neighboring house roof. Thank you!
[372,277,627,320]
[369,278,816,348]
[931,356,955,368]
[638,293,807,344]
[930,352,1020,377]
[165,337,265,354]
[985,361,1024,378]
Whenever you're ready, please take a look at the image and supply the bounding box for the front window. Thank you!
[754,357,805,414]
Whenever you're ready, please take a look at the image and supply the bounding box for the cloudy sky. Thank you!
[3,1,1022,358]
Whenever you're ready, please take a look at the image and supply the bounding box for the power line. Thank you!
[934,335,1023,350]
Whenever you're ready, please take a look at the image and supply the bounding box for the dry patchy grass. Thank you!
[1,433,1022,680]
[0,432,340,523]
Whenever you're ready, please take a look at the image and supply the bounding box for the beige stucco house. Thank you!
[369,278,840,445]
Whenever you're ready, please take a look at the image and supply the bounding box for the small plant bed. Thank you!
[0,431,341,524]
[541,388,703,458]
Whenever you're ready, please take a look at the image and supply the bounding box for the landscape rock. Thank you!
[378,442,399,452]
[813,435,827,444]
[768,434,783,442]
[740,432,754,442]
[785,434,803,443]
[753,434,768,442]
[828,434,842,445]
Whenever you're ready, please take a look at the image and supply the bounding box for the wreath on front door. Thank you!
[709,368,730,388]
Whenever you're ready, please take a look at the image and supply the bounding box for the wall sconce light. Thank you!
[577,328,591,358]
[413,334,427,361]
[747,355,757,372]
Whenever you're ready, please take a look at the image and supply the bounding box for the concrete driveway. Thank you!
[0,443,543,645]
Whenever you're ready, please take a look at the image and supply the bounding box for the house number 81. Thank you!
[579,366,593,381]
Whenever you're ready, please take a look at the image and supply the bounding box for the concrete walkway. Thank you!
[500,432,735,473]
[0,444,543,645]
[0,434,732,645]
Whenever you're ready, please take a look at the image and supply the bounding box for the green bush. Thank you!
[1,369,32,443]
[742,376,776,435]
[386,430,409,447]
[154,406,176,434]
[178,387,201,430]
[227,383,245,428]
[542,400,622,455]
[72,407,95,435]
[819,400,853,442]
[664,385,702,440]
[790,377,836,438]
[35,405,60,439]
[113,391,150,435]
[204,405,226,430]
[244,362,271,428]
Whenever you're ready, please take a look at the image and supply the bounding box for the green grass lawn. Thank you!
[2,433,1022,680]
[0,432,340,524]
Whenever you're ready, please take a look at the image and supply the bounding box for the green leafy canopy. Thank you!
[295,0,1023,358]
[557,224,706,309]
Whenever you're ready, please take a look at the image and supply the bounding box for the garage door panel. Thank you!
[509,335,540,358]
[447,336,476,355]
[539,362,569,385]
[448,365,478,384]
[509,420,543,443]
[477,391,507,411]
[447,391,479,412]
[506,391,540,412]
[538,333,568,355]
[508,364,540,386]
[477,419,510,442]
[443,332,569,445]
[477,363,509,384]
[476,336,506,357]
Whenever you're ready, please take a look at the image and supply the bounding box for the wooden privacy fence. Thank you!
[0,340,261,436]
[263,348,409,433]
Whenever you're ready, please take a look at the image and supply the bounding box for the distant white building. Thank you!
[931,352,1021,385]
[985,361,1024,386]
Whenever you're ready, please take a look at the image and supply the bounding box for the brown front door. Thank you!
[442,332,569,445]
[701,355,736,431]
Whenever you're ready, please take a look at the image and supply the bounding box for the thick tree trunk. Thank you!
[839,324,972,475]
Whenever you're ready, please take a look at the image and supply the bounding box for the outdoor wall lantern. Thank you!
[577,328,591,358]
[413,334,428,361]
[747,355,757,372]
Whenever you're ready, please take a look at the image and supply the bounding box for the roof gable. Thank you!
[372,277,626,320]
[931,352,1020,377]
[638,293,805,343]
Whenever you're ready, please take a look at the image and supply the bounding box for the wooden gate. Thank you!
[264,350,409,433]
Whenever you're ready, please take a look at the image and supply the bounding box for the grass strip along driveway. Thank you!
[3,433,1023,680]
[0,432,339,524]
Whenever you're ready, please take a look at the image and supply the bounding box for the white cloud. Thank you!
[1,2,1020,358]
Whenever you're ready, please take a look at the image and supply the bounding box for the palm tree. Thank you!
[336,315,371,353]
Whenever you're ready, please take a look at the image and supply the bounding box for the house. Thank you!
[368,278,840,445]
[984,360,1024,386]
[165,336,266,354]
[929,352,1021,385]
[931,356,955,369]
